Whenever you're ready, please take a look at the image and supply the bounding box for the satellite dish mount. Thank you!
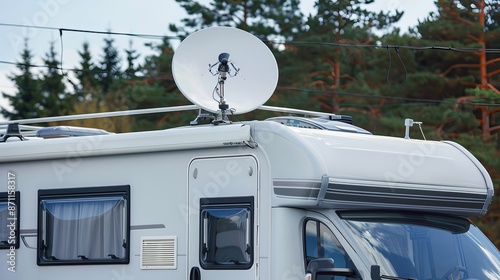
[209,52,240,123]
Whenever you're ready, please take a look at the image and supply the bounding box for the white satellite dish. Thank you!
[172,26,279,115]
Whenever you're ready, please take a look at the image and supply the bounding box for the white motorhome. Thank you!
[1,27,499,280]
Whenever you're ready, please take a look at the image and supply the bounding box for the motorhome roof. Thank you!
[0,123,252,162]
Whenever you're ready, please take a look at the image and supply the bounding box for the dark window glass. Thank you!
[340,211,500,280]
[0,191,20,249]
[200,197,253,269]
[304,219,357,279]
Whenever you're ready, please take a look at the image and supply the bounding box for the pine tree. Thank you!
[97,36,121,94]
[403,0,500,142]
[69,41,102,120]
[73,41,100,115]
[295,0,403,113]
[129,38,195,130]
[39,41,72,117]
[169,0,304,39]
[66,39,133,132]
[124,40,140,79]
[1,39,44,120]
[75,41,99,93]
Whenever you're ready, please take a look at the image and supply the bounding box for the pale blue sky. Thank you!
[0,0,436,119]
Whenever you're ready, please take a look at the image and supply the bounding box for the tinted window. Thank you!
[340,211,500,279]
[200,197,253,269]
[304,219,357,279]
[0,191,20,249]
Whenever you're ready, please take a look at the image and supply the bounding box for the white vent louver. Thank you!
[140,236,177,270]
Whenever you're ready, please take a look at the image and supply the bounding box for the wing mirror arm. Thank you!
[304,258,356,280]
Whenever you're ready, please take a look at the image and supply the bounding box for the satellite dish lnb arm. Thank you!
[218,53,230,80]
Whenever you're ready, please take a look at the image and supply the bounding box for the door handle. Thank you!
[190,266,201,280]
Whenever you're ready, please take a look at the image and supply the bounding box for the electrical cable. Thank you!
[59,29,77,90]
[386,45,409,85]
[0,22,174,40]
[2,22,500,53]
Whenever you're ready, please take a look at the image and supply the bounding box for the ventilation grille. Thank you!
[141,236,177,269]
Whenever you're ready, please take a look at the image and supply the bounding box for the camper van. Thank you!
[1,27,499,280]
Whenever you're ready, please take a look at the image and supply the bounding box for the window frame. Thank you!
[199,196,254,270]
[37,185,130,266]
[0,191,20,249]
[303,218,357,273]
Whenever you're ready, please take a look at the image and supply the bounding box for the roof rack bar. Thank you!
[0,124,44,131]
[258,105,340,119]
[0,105,200,125]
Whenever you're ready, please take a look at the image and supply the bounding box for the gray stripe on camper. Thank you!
[325,183,487,210]
[20,224,166,235]
[274,187,320,198]
[273,180,321,198]
[131,224,166,230]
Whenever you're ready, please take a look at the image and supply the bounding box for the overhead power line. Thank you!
[275,40,500,53]
[0,60,124,75]
[2,22,500,53]
[0,60,50,68]
[0,22,176,40]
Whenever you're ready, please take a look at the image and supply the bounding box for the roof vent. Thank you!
[36,126,110,138]
[140,236,177,270]
[266,116,371,134]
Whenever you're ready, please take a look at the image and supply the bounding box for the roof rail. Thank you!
[258,105,350,121]
[0,105,200,126]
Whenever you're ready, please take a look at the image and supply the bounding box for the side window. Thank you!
[37,185,130,265]
[0,191,20,249]
[304,219,356,276]
[200,196,253,270]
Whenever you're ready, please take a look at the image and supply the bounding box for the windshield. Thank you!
[339,211,500,279]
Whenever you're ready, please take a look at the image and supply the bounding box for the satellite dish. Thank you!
[172,26,279,115]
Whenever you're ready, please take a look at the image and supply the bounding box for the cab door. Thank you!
[188,156,258,280]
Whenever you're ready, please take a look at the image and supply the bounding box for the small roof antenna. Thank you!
[404,118,426,140]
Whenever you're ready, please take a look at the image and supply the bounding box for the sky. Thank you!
[0,0,437,121]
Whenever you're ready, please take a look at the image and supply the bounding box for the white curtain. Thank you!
[41,196,126,261]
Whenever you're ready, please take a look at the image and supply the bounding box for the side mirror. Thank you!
[370,265,381,280]
[305,258,356,280]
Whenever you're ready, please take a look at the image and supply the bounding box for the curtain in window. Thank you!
[41,196,126,261]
